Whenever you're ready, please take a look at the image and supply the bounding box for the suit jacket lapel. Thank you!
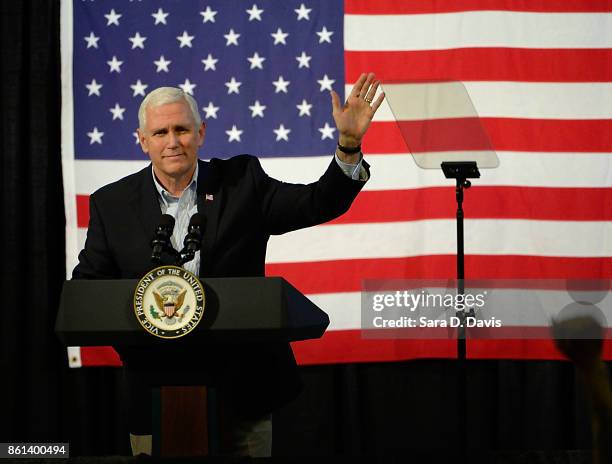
[130,164,163,245]
[196,159,223,276]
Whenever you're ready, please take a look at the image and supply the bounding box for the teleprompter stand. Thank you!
[441,160,480,326]
[56,276,329,456]
[382,81,499,462]
[442,161,480,463]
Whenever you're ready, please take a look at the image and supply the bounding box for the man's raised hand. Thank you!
[331,72,385,148]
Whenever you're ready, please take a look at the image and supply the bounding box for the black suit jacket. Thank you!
[73,154,368,415]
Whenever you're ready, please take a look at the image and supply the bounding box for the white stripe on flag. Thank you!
[67,346,82,368]
[345,12,612,51]
[60,0,78,278]
[350,83,612,121]
[308,292,362,330]
[266,219,612,263]
[77,218,612,268]
[75,152,612,196]
[75,160,148,195]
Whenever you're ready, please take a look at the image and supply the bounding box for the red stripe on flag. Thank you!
[77,194,89,228]
[362,119,612,154]
[346,49,612,83]
[80,346,122,366]
[76,337,612,366]
[395,118,493,153]
[345,0,612,14]
[291,329,457,364]
[330,187,612,224]
[77,187,612,228]
[266,256,612,294]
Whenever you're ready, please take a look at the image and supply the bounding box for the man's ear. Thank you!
[198,121,206,147]
[137,128,149,153]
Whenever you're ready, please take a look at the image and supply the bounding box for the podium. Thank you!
[56,276,329,456]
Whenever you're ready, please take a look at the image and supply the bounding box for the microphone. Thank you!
[181,213,205,263]
[151,214,175,263]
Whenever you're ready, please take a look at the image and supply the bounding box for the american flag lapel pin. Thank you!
[205,193,214,201]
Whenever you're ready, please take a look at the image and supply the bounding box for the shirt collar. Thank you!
[152,162,199,204]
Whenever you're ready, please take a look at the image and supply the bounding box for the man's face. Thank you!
[138,100,205,181]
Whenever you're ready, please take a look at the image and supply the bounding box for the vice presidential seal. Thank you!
[133,266,205,339]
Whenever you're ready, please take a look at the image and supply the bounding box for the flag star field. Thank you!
[72,0,344,159]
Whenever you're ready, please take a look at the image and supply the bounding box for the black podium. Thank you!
[56,276,329,456]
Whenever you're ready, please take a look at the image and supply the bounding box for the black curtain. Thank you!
[273,360,594,457]
[0,1,602,459]
[0,0,66,443]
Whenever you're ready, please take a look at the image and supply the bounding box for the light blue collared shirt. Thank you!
[152,164,200,275]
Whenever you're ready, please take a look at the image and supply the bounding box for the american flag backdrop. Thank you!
[61,0,612,367]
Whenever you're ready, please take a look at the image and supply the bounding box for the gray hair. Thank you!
[138,87,202,130]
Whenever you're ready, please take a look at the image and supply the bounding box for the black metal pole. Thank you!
[456,176,470,464]
[456,177,467,351]
[441,162,479,462]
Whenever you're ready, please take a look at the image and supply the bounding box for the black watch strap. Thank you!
[337,142,361,154]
